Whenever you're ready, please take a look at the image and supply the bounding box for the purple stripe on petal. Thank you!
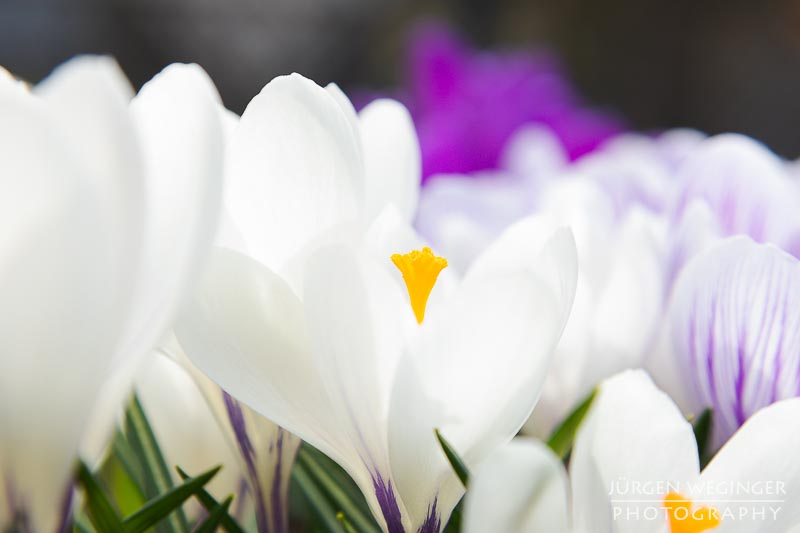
[269,429,288,533]
[372,473,404,533]
[417,497,441,533]
[56,483,75,533]
[669,237,800,446]
[223,391,269,533]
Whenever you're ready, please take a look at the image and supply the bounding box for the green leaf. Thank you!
[293,461,346,533]
[547,388,597,459]
[435,429,470,487]
[298,446,380,533]
[194,496,233,533]
[176,467,246,533]
[442,499,463,533]
[121,465,220,533]
[72,510,97,533]
[123,394,190,532]
[100,452,146,517]
[111,428,146,491]
[77,461,124,533]
[691,408,713,468]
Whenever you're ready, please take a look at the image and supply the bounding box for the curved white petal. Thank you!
[464,438,570,533]
[0,64,134,531]
[571,370,699,533]
[360,99,421,222]
[467,218,578,329]
[303,244,413,530]
[699,398,800,533]
[122,62,224,364]
[34,56,144,336]
[225,74,363,271]
[662,236,800,446]
[80,63,225,462]
[387,227,577,530]
[174,248,347,466]
[589,207,665,373]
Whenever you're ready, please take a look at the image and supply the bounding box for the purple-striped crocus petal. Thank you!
[223,392,300,533]
[665,236,800,446]
[672,134,800,257]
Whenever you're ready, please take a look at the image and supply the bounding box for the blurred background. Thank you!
[3,0,800,156]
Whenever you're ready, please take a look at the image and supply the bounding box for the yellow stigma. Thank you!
[391,247,448,324]
[664,492,721,533]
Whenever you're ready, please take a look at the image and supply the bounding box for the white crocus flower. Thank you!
[0,57,223,531]
[523,178,666,435]
[465,370,800,533]
[177,218,576,532]
[174,73,578,532]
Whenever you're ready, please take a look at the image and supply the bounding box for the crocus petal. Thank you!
[81,62,225,462]
[698,398,800,533]
[174,248,347,466]
[589,207,665,374]
[499,124,568,185]
[571,370,700,533]
[673,134,800,256]
[464,438,570,533]
[387,226,577,530]
[360,99,421,222]
[303,244,414,531]
[576,148,671,216]
[33,56,144,330]
[0,59,137,532]
[661,236,800,445]
[123,62,224,364]
[466,217,578,329]
[224,73,363,271]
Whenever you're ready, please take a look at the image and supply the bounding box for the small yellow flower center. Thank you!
[391,247,448,324]
[664,492,721,533]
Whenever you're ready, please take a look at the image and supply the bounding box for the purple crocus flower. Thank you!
[403,22,624,181]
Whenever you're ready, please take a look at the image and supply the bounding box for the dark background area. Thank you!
[3,0,800,156]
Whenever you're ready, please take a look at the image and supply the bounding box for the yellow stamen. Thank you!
[663,492,721,533]
[391,247,448,324]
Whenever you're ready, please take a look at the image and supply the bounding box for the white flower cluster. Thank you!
[1,58,799,533]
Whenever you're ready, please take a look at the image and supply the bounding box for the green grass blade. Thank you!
[123,393,189,532]
[435,429,470,487]
[194,496,233,533]
[547,389,597,459]
[298,447,380,533]
[121,465,220,533]
[76,462,124,532]
[293,461,346,533]
[176,467,246,533]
